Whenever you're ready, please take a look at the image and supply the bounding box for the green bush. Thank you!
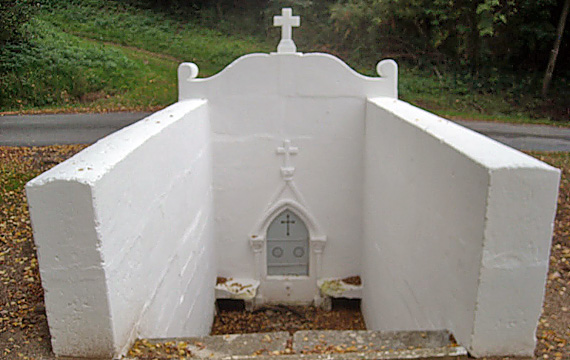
[0,0,38,46]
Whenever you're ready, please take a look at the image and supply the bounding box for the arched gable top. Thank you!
[250,199,326,243]
[178,53,397,100]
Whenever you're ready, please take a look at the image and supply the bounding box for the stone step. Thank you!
[126,330,468,360]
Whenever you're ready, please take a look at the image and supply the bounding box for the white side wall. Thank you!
[26,181,115,358]
[210,96,365,284]
[362,98,560,357]
[178,54,396,294]
[26,100,215,358]
[362,98,489,342]
[470,166,560,356]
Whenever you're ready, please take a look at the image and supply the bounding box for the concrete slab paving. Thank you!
[128,330,467,360]
[232,349,468,360]
[292,330,455,353]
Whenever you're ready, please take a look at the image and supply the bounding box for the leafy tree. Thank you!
[542,0,569,96]
[329,0,565,69]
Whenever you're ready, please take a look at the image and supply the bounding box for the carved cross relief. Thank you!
[276,140,298,181]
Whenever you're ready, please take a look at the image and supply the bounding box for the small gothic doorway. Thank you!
[266,210,309,276]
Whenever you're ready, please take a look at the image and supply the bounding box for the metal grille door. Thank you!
[267,210,309,276]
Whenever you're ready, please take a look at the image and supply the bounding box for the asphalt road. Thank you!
[453,119,570,152]
[0,112,151,146]
[1,112,569,151]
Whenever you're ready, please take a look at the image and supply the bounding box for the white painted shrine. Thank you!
[26,8,560,360]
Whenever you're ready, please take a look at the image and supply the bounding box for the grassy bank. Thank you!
[0,1,271,113]
[44,1,271,75]
[0,17,180,113]
[0,0,567,125]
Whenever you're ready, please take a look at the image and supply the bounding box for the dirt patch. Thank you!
[0,105,166,116]
[528,152,570,360]
[216,276,229,285]
[341,276,361,286]
[0,145,88,360]
[211,300,366,335]
[128,339,194,359]
[79,90,109,103]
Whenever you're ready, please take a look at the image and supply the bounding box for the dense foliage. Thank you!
[119,0,569,107]
[120,0,569,76]
[0,0,38,46]
[329,0,565,71]
[172,0,570,119]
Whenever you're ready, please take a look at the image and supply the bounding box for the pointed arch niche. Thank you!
[249,199,326,304]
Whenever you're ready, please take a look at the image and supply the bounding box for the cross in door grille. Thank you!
[280,213,296,236]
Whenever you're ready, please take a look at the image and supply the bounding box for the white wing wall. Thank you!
[27,100,215,358]
[362,97,560,356]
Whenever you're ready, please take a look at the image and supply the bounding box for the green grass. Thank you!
[0,18,180,112]
[1,169,30,194]
[44,1,272,77]
[0,0,271,112]
[0,162,35,205]
[397,66,568,126]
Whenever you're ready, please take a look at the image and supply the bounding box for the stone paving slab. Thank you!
[129,330,467,360]
[292,330,455,353]
[228,349,467,360]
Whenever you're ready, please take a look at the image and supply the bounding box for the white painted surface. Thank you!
[178,54,398,100]
[178,51,397,303]
[26,17,560,357]
[215,278,260,300]
[27,181,115,358]
[470,167,559,357]
[27,100,215,358]
[317,278,363,299]
[210,96,365,302]
[362,98,560,357]
[274,8,300,54]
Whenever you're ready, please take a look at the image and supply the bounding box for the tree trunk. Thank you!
[466,0,482,78]
[215,0,223,19]
[542,0,570,97]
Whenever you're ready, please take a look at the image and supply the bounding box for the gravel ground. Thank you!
[0,145,88,360]
[0,146,568,360]
[211,299,366,335]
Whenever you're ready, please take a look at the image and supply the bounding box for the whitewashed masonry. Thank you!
[27,8,560,360]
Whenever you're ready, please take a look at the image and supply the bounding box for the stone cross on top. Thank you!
[274,8,300,53]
